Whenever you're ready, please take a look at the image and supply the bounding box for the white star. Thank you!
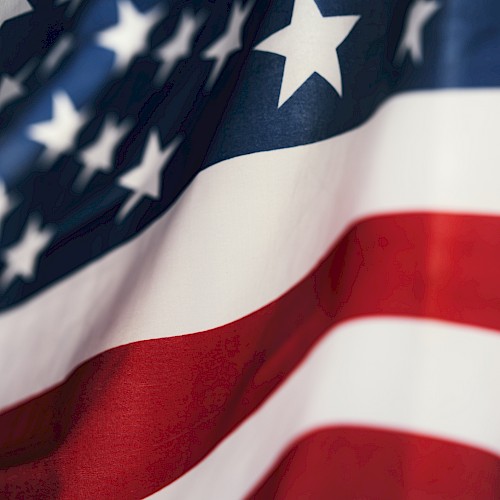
[96,0,164,73]
[0,59,36,113]
[27,91,87,163]
[396,0,441,65]
[0,75,25,113]
[154,9,205,85]
[0,180,17,238]
[0,0,33,30]
[255,0,359,107]
[1,215,55,290]
[201,0,254,89]
[116,131,181,221]
[74,114,133,191]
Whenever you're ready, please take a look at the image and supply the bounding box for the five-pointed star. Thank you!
[201,0,254,89]
[0,180,16,238]
[96,0,164,73]
[27,91,87,163]
[0,74,25,113]
[75,114,132,191]
[154,9,205,85]
[396,0,441,64]
[116,130,181,221]
[0,0,33,30]
[1,215,54,290]
[255,0,359,107]
[0,59,37,113]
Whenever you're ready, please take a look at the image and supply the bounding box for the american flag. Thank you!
[1,0,499,497]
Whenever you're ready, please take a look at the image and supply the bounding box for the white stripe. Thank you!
[2,89,500,410]
[148,316,500,499]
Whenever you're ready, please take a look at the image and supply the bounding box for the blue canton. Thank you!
[0,0,498,309]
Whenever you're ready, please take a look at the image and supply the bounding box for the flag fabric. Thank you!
[1,0,500,497]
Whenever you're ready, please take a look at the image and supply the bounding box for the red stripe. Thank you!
[247,426,500,499]
[2,212,500,497]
